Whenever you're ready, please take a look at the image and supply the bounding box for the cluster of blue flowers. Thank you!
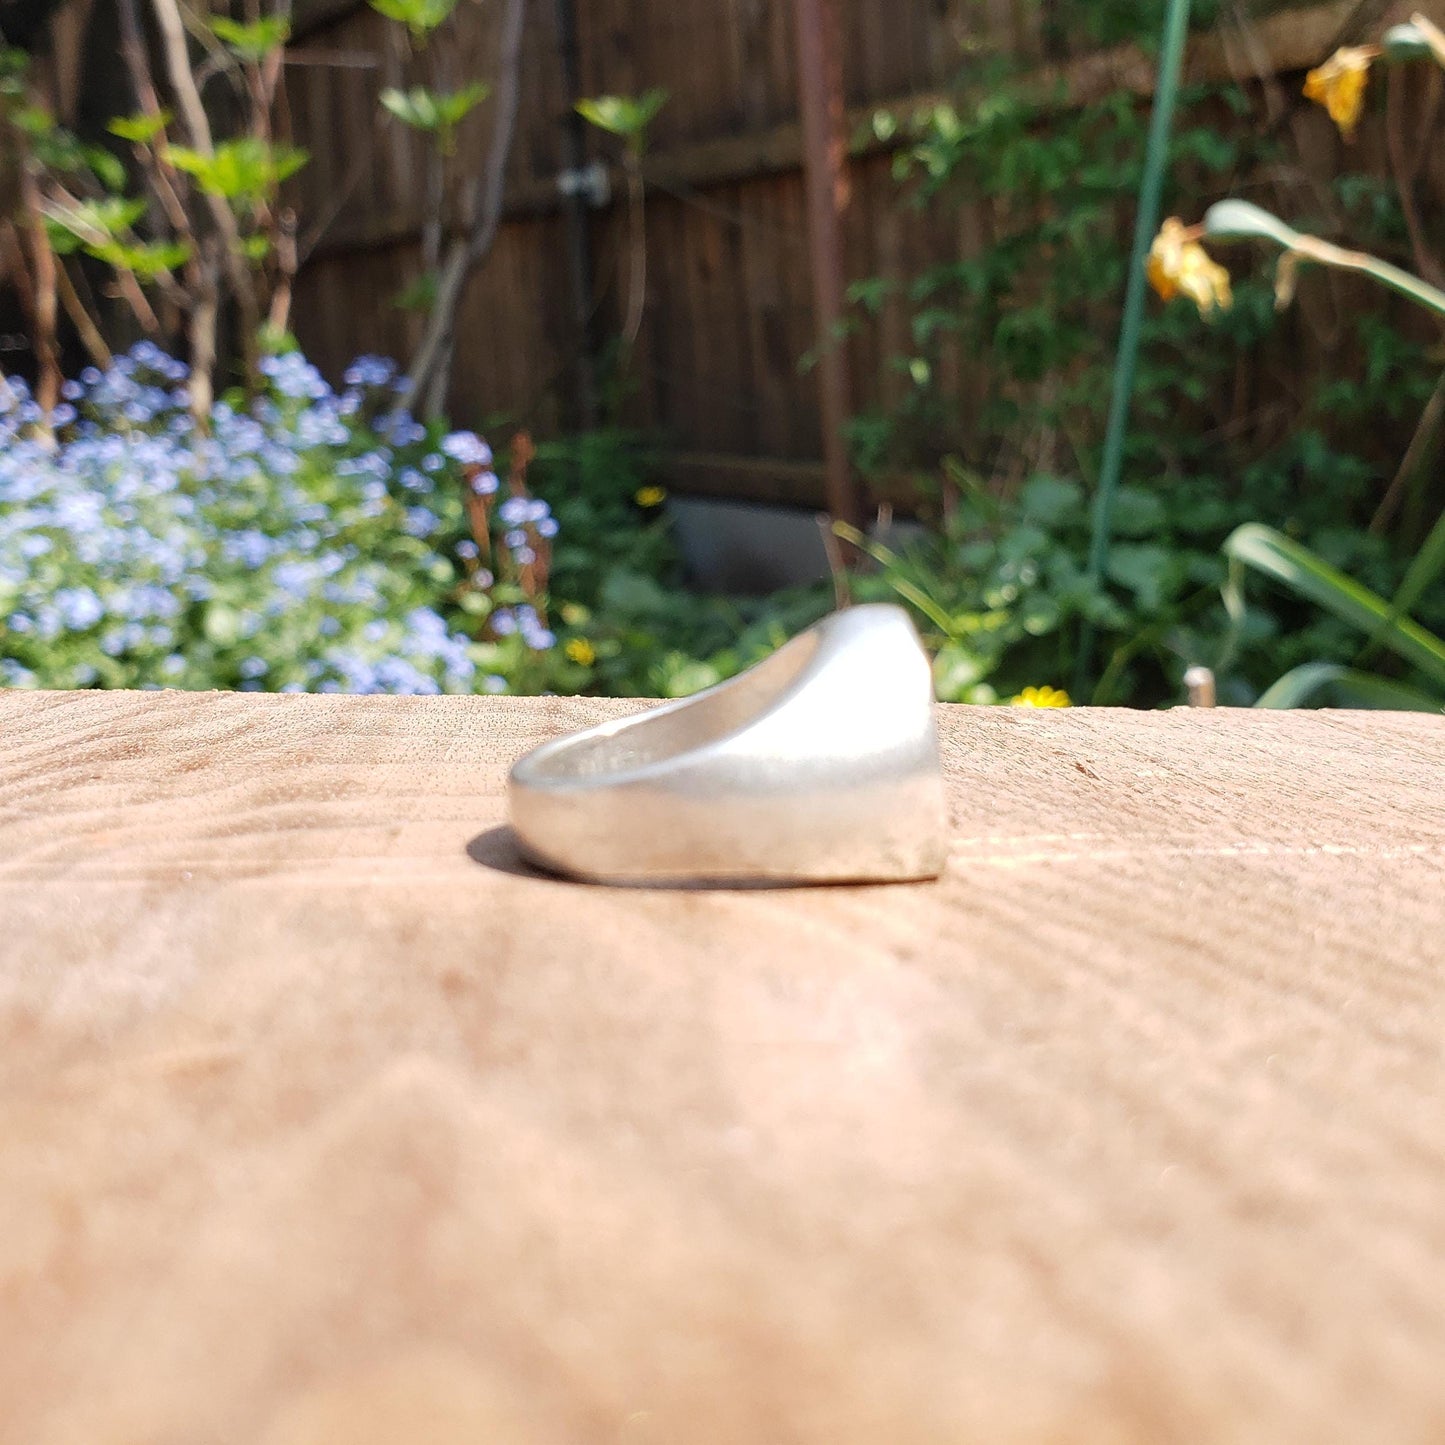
[0,345,556,694]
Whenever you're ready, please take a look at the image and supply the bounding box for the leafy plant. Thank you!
[1151,13,1445,708]
[577,89,669,356]
[366,0,460,42]
[1224,525,1443,710]
[164,139,308,204]
[575,89,669,145]
[208,15,292,62]
[0,344,570,696]
[380,82,490,153]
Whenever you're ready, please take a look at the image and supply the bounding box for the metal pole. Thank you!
[553,0,598,429]
[792,0,862,529]
[1076,0,1193,697]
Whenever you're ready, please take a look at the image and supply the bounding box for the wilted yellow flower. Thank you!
[1303,45,1378,138]
[1010,685,1071,708]
[1147,217,1233,316]
[564,637,596,666]
[634,485,666,508]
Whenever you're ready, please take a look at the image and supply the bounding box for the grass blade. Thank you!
[1224,523,1445,689]
[1256,662,1442,711]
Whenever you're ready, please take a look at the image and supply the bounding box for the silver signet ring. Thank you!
[508,603,947,885]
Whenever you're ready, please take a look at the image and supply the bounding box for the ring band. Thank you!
[508,604,947,885]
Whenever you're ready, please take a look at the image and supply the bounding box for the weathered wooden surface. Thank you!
[1,690,1443,1444]
[273,0,1445,497]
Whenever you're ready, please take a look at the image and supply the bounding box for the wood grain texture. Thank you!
[1,690,1443,1444]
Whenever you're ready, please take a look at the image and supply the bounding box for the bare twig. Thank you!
[55,260,113,369]
[149,0,263,382]
[1385,68,1445,289]
[13,176,62,413]
[399,0,527,417]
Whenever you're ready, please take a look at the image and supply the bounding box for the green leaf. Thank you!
[393,270,439,312]
[165,139,307,200]
[208,15,291,60]
[1106,543,1177,612]
[87,238,191,278]
[1109,485,1167,537]
[241,234,271,262]
[45,195,147,245]
[108,109,172,144]
[576,88,668,142]
[380,82,488,142]
[367,0,458,38]
[1256,663,1442,712]
[1224,523,1445,689]
[1018,475,1082,526]
[1380,505,1445,648]
[84,145,127,192]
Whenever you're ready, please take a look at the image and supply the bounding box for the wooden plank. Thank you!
[300,0,1387,261]
[1,690,1443,1443]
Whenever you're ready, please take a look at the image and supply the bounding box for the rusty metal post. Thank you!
[792,0,863,529]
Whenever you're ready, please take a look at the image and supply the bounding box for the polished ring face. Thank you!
[507,604,947,886]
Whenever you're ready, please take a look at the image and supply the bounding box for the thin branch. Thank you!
[55,260,113,368]
[399,0,527,417]
[149,0,263,380]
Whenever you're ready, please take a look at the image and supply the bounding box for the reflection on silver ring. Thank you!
[508,603,947,885]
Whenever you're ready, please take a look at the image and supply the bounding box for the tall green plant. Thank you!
[1156,12,1445,709]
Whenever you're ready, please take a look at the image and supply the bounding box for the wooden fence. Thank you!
[282,0,1445,507]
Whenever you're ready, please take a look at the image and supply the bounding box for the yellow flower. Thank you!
[1303,45,1378,138]
[634,485,666,508]
[1147,218,1233,316]
[564,637,596,666]
[1010,685,1071,708]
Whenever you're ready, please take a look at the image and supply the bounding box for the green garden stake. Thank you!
[1076,0,1193,699]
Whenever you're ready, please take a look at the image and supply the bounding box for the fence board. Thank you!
[283,0,1445,505]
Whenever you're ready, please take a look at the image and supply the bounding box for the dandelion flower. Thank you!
[565,637,597,666]
[1010,685,1070,708]
[634,485,666,508]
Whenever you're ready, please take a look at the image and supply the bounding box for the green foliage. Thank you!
[576,89,668,148]
[164,139,308,203]
[380,82,489,151]
[1224,523,1445,694]
[366,0,459,41]
[835,471,1241,704]
[208,15,292,61]
[107,110,172,144]
[845,12,1443,706]
[1253,663,1440,711]
[520,431,829,698]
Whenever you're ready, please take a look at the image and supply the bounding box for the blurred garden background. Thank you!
[3,0,1444,707]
